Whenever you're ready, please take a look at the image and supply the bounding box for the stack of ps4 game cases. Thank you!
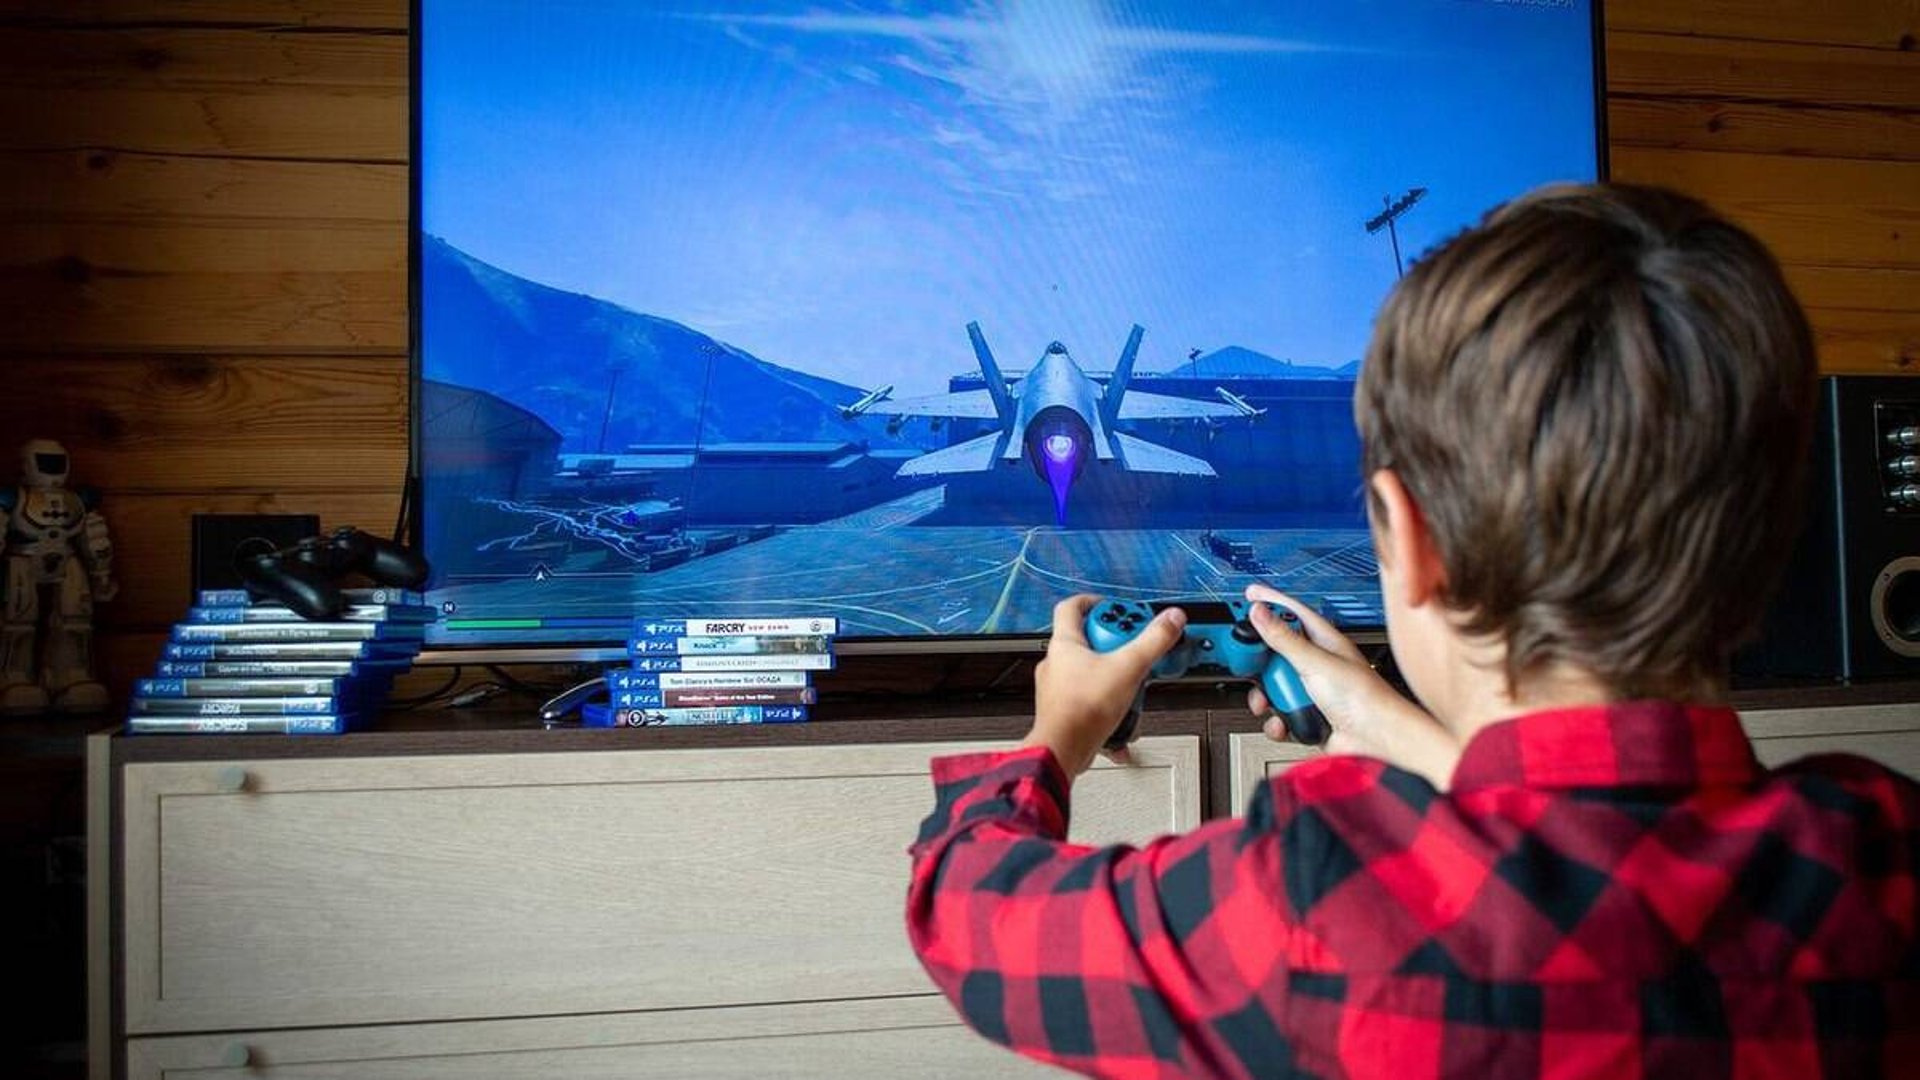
[127,588,434,734]
[586,616,835,727]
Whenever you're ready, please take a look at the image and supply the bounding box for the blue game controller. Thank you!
[1083,597,1329,749]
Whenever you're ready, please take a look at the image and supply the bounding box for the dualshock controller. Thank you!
[239,526,432,620]
[1083,597,1329,750]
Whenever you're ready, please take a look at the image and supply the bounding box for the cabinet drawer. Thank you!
[126,995,1051,1078]
[1221,702,1920,815]
[122,735,1200,1034]
[1226,732,1320,812]
[1742,702,1920,777]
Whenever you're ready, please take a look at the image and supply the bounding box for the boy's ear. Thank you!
[1368,469,1448,609]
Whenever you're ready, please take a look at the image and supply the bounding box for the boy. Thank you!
[906,184,1919,1077]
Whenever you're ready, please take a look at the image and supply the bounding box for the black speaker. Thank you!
[190,513,320,597]
[1738,376,1920,680]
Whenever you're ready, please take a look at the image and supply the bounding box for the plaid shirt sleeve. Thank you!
[907,706,1920,1078]
[906,745,1297,1078]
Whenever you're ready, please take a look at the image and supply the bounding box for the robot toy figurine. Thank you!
[0,440,118,714]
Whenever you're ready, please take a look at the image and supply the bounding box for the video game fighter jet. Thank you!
[864,322,1245,522]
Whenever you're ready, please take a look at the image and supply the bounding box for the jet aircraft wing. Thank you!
[863,389,1001,420]
[1110,432,1217,476]
[894,432,1007,477]
[1113,391,1244,422]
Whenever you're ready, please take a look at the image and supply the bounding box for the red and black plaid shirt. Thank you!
[907,702,1920,1077]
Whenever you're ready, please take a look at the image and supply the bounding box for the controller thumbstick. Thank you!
[1231,620,1261,644]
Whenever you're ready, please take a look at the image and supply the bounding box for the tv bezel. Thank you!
[406,0,1612,666]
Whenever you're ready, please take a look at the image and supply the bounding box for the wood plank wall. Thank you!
[0,0,1915,696]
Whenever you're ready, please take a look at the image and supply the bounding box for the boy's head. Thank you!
[1356,183,1817,704]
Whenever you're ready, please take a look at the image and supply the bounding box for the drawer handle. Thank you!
[221,1042,254,1067]
[215,766,252,794]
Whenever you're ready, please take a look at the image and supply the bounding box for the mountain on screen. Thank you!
[1158,346,1352,380]
[421,236,915,453]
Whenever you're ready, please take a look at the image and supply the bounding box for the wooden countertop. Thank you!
[96,677,1920,765]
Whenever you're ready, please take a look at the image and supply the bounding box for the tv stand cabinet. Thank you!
[90,711,1208,1079]
[89,689,1920,1078]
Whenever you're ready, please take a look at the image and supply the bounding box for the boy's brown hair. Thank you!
[1356,183,1817,699]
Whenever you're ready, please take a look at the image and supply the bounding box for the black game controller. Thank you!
[239,526,431,619]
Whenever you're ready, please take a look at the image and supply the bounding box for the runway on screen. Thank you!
[433,487,1381,640]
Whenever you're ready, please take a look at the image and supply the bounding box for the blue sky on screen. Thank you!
[422,0,1596,394]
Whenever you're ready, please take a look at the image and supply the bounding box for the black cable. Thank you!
[387,666,464,709]
[441,681,508,708]
[483,664,572,697]
[982,656,1029,694]
[392,474,416,547]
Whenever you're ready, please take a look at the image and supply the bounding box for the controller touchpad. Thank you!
[1150,600,1238,624]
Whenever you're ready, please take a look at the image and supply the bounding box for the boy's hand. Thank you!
[1243,584,1460,788]
[1025,595,1187,776]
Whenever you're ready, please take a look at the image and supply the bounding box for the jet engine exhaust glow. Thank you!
[1027,407,1090,525]
[1041,444,1080,524]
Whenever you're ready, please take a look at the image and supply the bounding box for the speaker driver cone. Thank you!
[1870,556,1920,658]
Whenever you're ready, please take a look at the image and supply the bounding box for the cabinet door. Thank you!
[122,735,1200,1034]
[1741,702,1920,777]
[1226,732,1320,813]
[1221,701,1920,814]
[126,996,1053,1079]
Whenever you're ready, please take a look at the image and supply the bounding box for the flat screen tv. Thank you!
[414,0,1606,660]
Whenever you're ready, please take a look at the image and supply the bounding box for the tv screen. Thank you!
[415,0,1602,652]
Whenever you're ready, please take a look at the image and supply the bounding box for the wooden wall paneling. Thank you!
[1609,148,1918,270]
[0,27,406,160]
[1806,308,1919,374]
[0,155,408,352]
[0,223,406,353]
[0,25,406,89]
[1600,10,1920,380]
[1608,98,1920,162]
[0,235,406,352]
[9,219,401,277]
[1787,265,1920,312]
[3,150,405,225]
[1600,8,1920,379]
[0,82,405,164]
[0,355,408,491]
[1606,31,1920,111]
[0,269,396,353]
[100,632,167,705]
[0,1,407,32]
[1786,266,1920,374]
[1605,0,1920,52]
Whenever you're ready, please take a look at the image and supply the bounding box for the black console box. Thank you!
[1738,376,1920,681]
[239,526,432,619]
[190,514,320,597]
